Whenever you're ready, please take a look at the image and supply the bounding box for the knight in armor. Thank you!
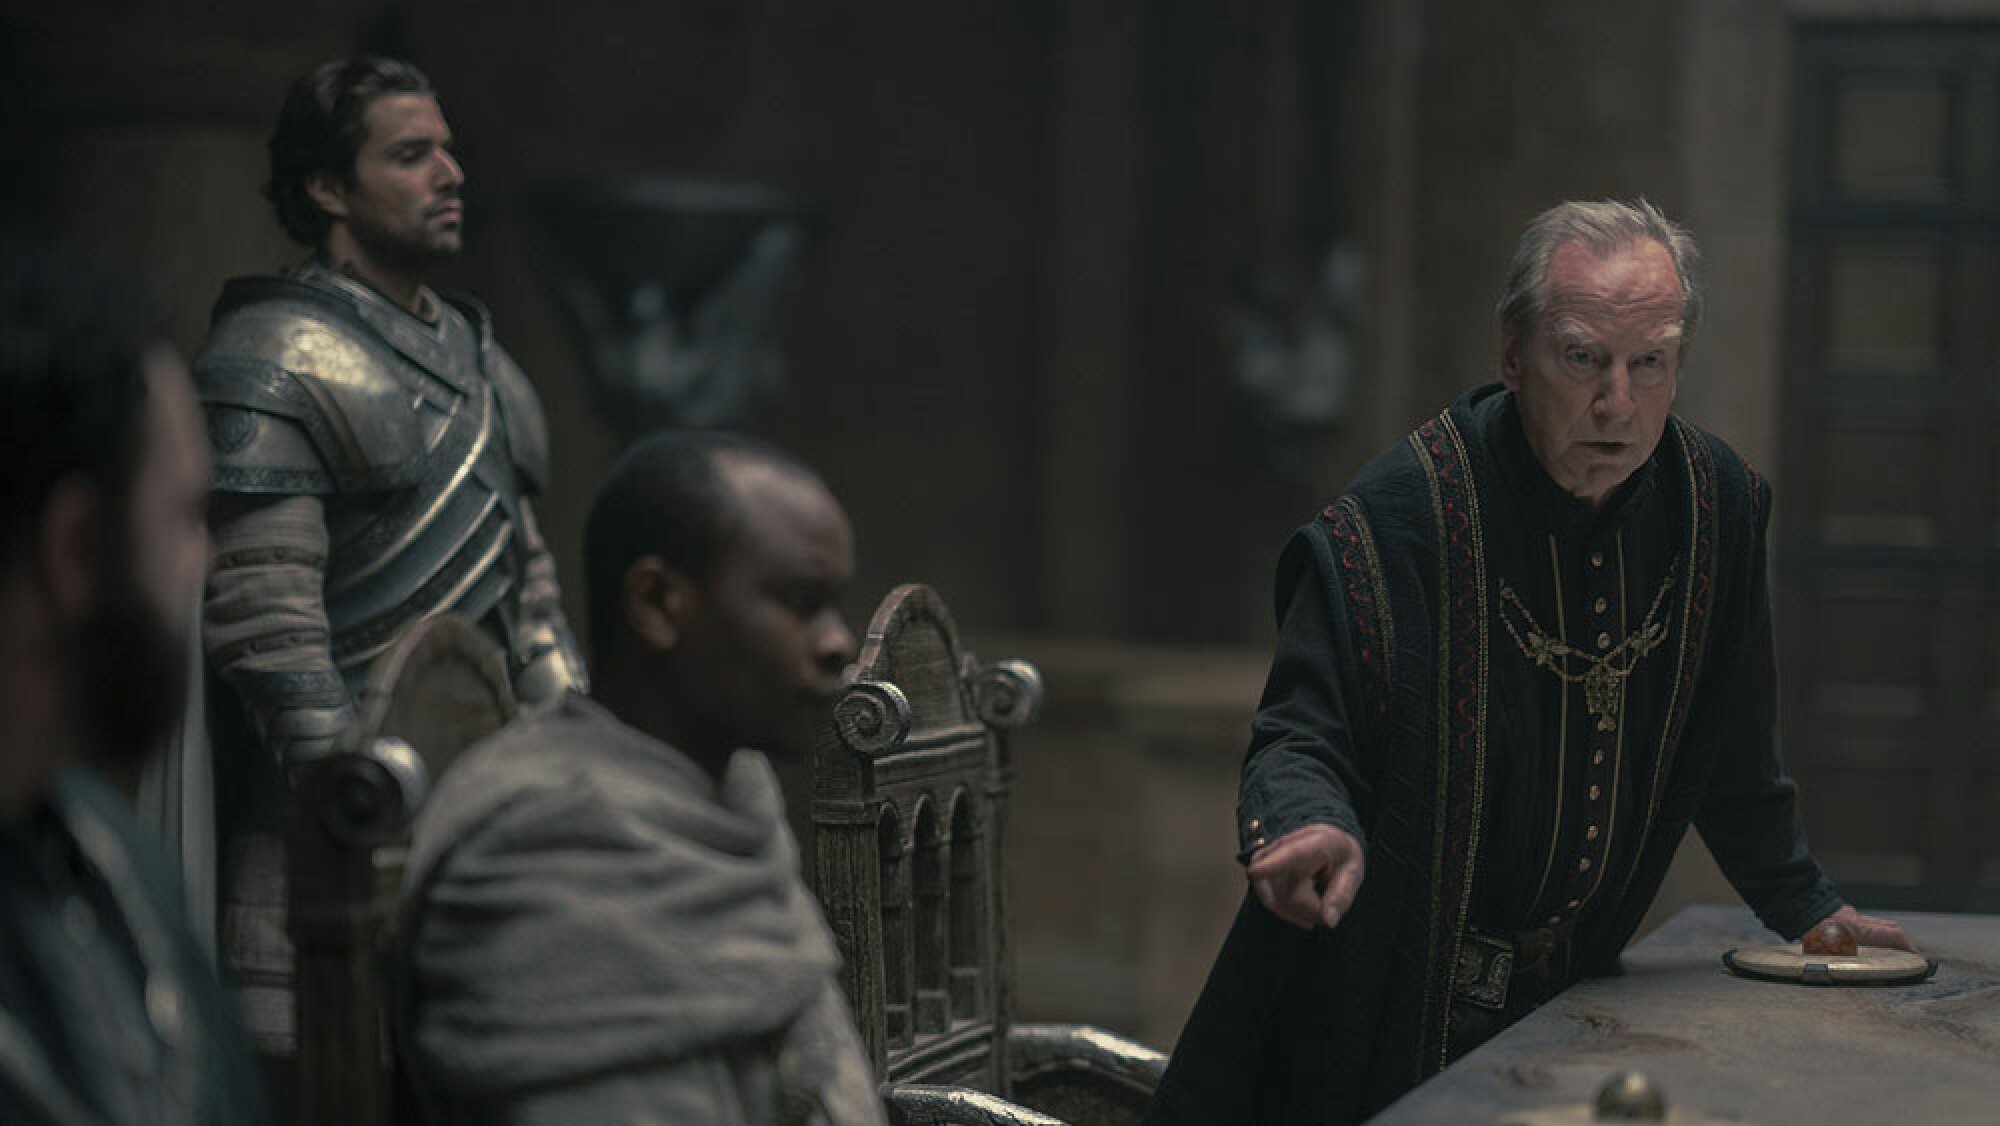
[194,56,584,1066]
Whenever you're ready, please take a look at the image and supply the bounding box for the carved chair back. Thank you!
[812,584,1044,1095]
[285,614,517,1126]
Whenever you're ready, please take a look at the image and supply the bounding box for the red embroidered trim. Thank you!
[1323,500,1390,720]
[1414,412,1489,1075]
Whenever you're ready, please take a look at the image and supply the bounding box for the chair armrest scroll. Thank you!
[1006,1023,1166,1093]
[884,1083,1066,1126]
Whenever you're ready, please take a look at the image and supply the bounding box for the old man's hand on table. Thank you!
[1807,904,1917,952]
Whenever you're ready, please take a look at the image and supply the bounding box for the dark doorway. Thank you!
[1781,21,2000,911]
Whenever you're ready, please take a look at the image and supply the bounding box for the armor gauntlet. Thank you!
[510,500,588,704]
[204,494,353,766]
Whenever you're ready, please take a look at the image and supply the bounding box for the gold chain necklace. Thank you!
[1498,563,1677,733]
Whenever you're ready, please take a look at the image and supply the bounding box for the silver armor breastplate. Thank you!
[196,266,549,674]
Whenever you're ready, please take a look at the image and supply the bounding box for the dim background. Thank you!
[8,0,1996,1048]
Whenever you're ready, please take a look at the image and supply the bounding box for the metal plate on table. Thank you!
[1722,943,1934,985]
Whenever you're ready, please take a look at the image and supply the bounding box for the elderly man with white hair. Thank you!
[1147,199,1911,1125]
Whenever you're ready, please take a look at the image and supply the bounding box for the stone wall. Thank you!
[22,0,1964,1051]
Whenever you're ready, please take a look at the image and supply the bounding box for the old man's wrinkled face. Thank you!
[1503,237,1683,508]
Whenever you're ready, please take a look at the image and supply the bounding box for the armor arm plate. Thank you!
[510,499,587,702]
[484,338,552,495]
[441,290,551,493]
[204,494,354,764]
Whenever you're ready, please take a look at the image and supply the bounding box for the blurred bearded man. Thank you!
[192,56,585,1062]
[0,236,268,1124]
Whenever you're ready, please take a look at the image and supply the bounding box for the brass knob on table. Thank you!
[1593,1071,1667,1121]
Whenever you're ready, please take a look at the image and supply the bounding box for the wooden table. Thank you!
[1371,905,2000,1124]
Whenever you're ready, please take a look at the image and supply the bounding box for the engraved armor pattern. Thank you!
[197,263,583,764]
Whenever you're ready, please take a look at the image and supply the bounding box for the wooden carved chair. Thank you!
[813,584,1166,1126]
[284,614,517,1126]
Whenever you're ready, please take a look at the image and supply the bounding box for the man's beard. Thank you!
[351,206,460,277]
[67,553,191,770]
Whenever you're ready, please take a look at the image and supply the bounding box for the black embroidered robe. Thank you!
[1146,384,1841,1125]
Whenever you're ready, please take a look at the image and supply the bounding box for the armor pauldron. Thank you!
[198,292,438,494]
